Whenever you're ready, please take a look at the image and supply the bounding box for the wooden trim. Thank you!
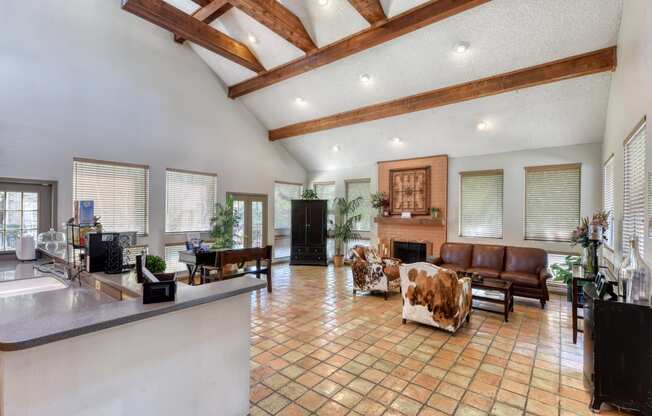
[122,0,264,73]
[312,181,336,186]
[623,116,647,146]
[525,163,581,173]
[345,178,371,184]
[229,0,316,53]
[228,0,491,98]
[347,0,386,24]
[376,154,448,164]
[268,47,617,140]
[459,169,503,177]
[274,180,304,186]
[166,168,218,177]
[73,157,150,170]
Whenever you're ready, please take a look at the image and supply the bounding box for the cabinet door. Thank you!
[306,201,326,247]
[291,201,306,246]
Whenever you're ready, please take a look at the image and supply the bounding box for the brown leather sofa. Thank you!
[431,243,551,308]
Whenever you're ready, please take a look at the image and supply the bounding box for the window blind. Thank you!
[346,180,371,232]
[460,170,503,238]
[165,169,217,233]
[525,164,581,242]
[602,156,615,249]
[73,159,149,235]
[314,182,336,229]
[274,182,303,229]
[623,119,646,257]
[164,244,188,273]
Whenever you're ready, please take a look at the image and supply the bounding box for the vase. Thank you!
[582,244,599,277]
[619,238,651,303]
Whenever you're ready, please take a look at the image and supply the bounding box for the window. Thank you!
[346,179,371,232]
[0,191,38,251]
[602,156,615,250]
[314,182,336,228]
[459,170,503,238]
[73,158,149,235]
[274,182,303,229]
[623,118,646,257]
[165,169,217,233]
[525,164,581,242]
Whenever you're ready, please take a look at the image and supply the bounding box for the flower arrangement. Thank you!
[370,192,389,211]
[570,210,610,248]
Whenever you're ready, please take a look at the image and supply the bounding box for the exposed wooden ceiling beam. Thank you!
[229,0,491,99]
[229,0,316,53]
[348,0,386,24]
[174,0,233,44]
[190,0,212,6]
[122,0,264,73]
[268,47,617,141]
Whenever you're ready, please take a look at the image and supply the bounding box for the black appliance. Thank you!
[290,199,327,266]
[86,232,120,272]
[393,241,427,263]
[583,281,652,414]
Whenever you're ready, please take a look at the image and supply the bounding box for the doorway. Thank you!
[0,178,56,254]
[227,192,268,249]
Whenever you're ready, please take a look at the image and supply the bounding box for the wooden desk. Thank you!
[179,246,272,292]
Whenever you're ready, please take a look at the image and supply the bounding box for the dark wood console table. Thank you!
[470,278,514,322]
[583,282,652,414]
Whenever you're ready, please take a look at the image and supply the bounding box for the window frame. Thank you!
[72,157,150,236]
[524,163,582,243]
[345,178,372,232]
[459,169,504,239]
[164,168,217,234]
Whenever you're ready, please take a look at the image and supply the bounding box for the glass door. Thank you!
[228,193,268,248]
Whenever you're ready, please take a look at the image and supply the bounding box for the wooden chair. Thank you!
[572,274,594,344]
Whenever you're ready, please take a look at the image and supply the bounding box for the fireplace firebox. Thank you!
[393,241,427,264]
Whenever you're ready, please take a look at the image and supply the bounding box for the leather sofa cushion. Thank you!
[440,263,467,273]
[500,271,540,288]
[467,267,501,279]
[504,246,547,275]
[471,245,505,271]
[440,243,473,270]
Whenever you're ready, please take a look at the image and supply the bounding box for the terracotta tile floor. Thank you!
[248,264,632,416]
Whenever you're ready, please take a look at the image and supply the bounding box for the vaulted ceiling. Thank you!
[124,0,623,171]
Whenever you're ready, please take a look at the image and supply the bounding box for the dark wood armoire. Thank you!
[583,282,652,415]
[290,200,327,266]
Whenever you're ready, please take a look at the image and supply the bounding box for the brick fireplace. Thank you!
[376,155,448,259]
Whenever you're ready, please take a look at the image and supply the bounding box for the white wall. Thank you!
[601,0,652,264]
[448,144,602,253]
[0,0,306,256]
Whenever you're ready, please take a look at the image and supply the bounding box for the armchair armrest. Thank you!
[382,256,402,266]
[539,268,552,283]
[430,257,443,266]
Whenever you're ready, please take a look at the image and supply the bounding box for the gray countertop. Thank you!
[0,269,266,351]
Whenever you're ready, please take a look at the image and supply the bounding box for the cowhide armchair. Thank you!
[351,246,401,300]
[400,262,472,333]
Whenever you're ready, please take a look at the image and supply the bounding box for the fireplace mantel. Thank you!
[374,216,444,226]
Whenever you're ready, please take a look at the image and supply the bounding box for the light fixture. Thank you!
[294,97,306,105]
[391,137,402,144]
[359,73,372,84]
[477,121,489,131]
[454,41,470,54]
[247,34,258,44]
[332,145,341,152]
[318,0,329,6]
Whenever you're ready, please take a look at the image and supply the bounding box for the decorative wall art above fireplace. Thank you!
[389,167,431,215]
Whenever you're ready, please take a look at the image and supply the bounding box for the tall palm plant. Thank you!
[210,195,242,249]
[332,196,362,263]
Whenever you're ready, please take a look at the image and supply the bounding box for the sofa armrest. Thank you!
[430,257,443,266]
[539,268,552,283]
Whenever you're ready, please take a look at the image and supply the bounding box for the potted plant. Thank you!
[145,255,175,281]
[550,255,581,301]
[331,196,362,267]
[211,195,243,272]
[301,189,319,200]
[430,207,440,219]
[570,210,610,276]
[370,192,390,216]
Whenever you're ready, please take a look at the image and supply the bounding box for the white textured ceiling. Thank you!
[162,0,623,171]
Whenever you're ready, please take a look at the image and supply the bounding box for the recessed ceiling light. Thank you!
[295,97,306,105]
[477,121,489,131]
[454,41,470,54]
[318,0,329,6]
[391,137,402,144]
[247,34,258,44]
[359,73,372,84]
[332,145,341,152]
